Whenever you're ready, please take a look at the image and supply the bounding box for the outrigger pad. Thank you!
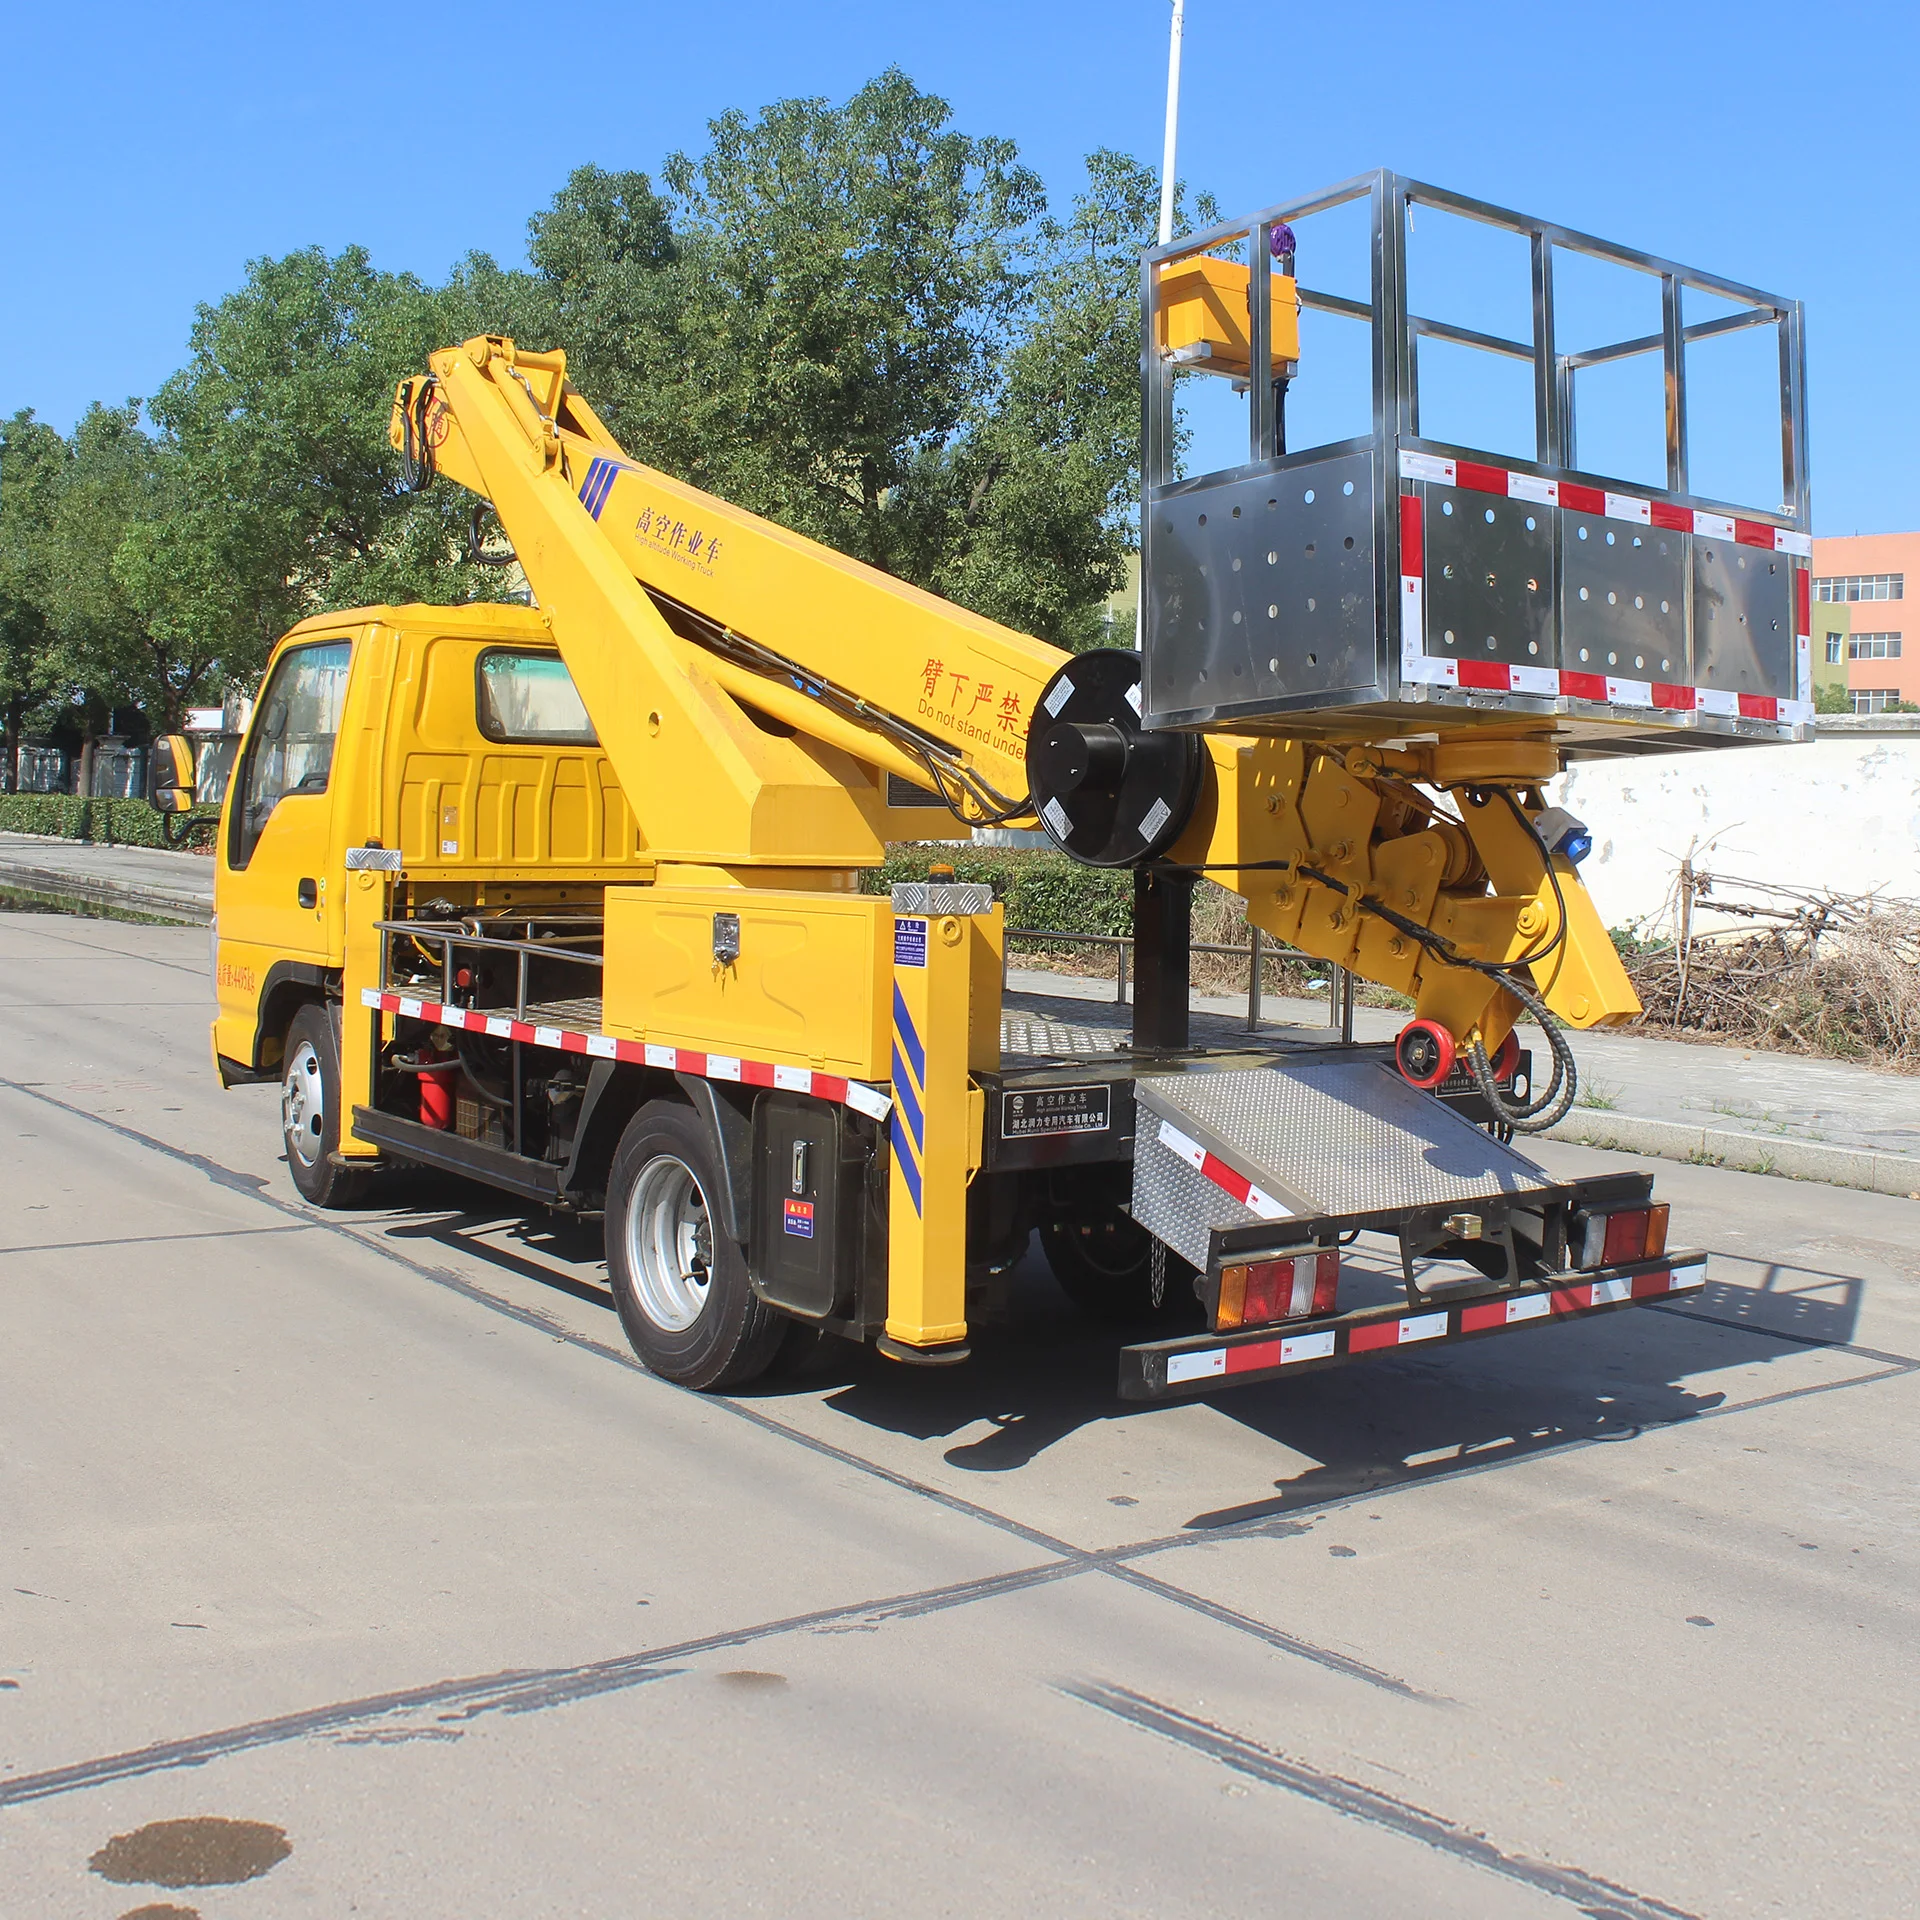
[1131,1058,1558,1271]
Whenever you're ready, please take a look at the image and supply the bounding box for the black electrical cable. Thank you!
[1295,856,1579,1132]
[1491,786,1571,973]
[1149,857,1296,876]
[397,379,437,493]
[653,591,1036,828]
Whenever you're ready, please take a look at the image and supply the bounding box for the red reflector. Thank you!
[1398,492,1424,578]
[1242,1262,1283,1324]
[1457,659,1511,691]
[1217,1250,1341,1331]
[1348,1319,1401,1352]
[1602,1209,1648,1264]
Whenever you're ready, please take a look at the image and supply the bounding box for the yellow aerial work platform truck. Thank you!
[173,175,1811,1398]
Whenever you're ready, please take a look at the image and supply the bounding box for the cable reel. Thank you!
[1025,650,1202,868]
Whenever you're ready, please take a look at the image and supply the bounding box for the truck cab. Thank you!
[210,602,649,1199]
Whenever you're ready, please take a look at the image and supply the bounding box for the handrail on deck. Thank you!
[1002,925,1352,1035]
[376,916,605,1020]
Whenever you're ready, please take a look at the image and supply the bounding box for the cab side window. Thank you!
[475,648,598,744]
[228,641,352,870]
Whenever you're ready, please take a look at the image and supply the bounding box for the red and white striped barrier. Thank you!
[360,988,893,1121]
[1397,451,1812,724]
[1157,1117,1292,1221]
[1162,1258,1705,1387]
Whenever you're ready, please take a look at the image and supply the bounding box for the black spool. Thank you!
[1024,650,1202,868]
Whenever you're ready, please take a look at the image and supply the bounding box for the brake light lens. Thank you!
[1583,1203,1670,1268]
[1216,1250,1339,1330]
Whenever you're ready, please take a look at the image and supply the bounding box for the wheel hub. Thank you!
[626,1155,714,1333]
[283,1040,326,1166]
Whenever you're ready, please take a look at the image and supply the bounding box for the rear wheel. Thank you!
[605,1100,785,1389]
[281,1003,370,1209]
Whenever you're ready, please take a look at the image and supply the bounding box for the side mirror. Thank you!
[149,734,195,814]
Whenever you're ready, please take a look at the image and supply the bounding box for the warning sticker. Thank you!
[894,917,928,968]
[783,1198,816,1239]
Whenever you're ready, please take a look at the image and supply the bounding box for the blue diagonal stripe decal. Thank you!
[578,456,620,521]
[890,1044,924,1153]
[891,983,925,1091]
[892,1124,923,1215]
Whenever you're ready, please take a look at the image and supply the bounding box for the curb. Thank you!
[0,860,211,927]
[1546,1110,1918,1200]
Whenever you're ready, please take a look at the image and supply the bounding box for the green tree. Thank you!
[929,149,1175,648]
[0,411,69,781]
[1814,679,1851,715]
[36,403,189,726]
[652,67,1044,578]
[149,245,514,677]
[459,73,1048,590]
[457,85,1198,650]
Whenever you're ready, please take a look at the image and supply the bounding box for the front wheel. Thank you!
[281,1003,370,1208]
[605,1100,785,1389]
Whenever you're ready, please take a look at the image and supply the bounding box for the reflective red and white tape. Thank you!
[1157,1117,1293,1220]
[1397,450,1812,723]
[360,988,893,1120]
[1164,1259,1706,1386]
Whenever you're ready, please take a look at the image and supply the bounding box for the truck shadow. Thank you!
[789,1251,1879,1519]
[368,1182,1885,1522]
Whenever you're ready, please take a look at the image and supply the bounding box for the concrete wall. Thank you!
[1554,716,1920,929]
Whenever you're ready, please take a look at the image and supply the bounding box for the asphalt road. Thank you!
[3,911,1917,1920]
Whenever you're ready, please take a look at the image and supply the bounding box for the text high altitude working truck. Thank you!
[166,175,1811,1397]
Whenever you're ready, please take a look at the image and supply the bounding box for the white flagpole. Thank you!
[1157,0,1186,245]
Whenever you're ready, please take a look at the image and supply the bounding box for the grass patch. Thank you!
[0,884,189,926]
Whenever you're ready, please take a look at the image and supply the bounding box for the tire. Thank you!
[605,1099,785,1390]
[281,1003,371,1209]
[1040,1208,1197,1326]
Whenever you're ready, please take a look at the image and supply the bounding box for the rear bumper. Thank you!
[1119,1253,1706,1400]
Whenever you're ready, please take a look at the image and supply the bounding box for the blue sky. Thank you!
[4,1,1909,533]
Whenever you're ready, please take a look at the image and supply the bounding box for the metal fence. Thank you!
[89,745,146,800]
[1003,925,1355,1039]
[14,746,67,794]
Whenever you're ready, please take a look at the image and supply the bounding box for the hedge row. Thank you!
[0,794,218,849]
[863,843,1136,935]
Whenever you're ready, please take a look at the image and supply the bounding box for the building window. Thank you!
[1824,631,1844,663]
[1813,573,1903,602]
[1851,689,1902,713]
[1848,632,1903,660]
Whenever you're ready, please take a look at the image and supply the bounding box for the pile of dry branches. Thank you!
[1623,864,1920,1071]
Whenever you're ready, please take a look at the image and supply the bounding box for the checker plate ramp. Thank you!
[1132,1057,1556,1270]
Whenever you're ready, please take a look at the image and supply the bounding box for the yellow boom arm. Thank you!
[393,337,1638,1051]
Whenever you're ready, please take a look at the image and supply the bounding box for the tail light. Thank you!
[1576,1203,1670,1269]
[1216,1249,1339,1331]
